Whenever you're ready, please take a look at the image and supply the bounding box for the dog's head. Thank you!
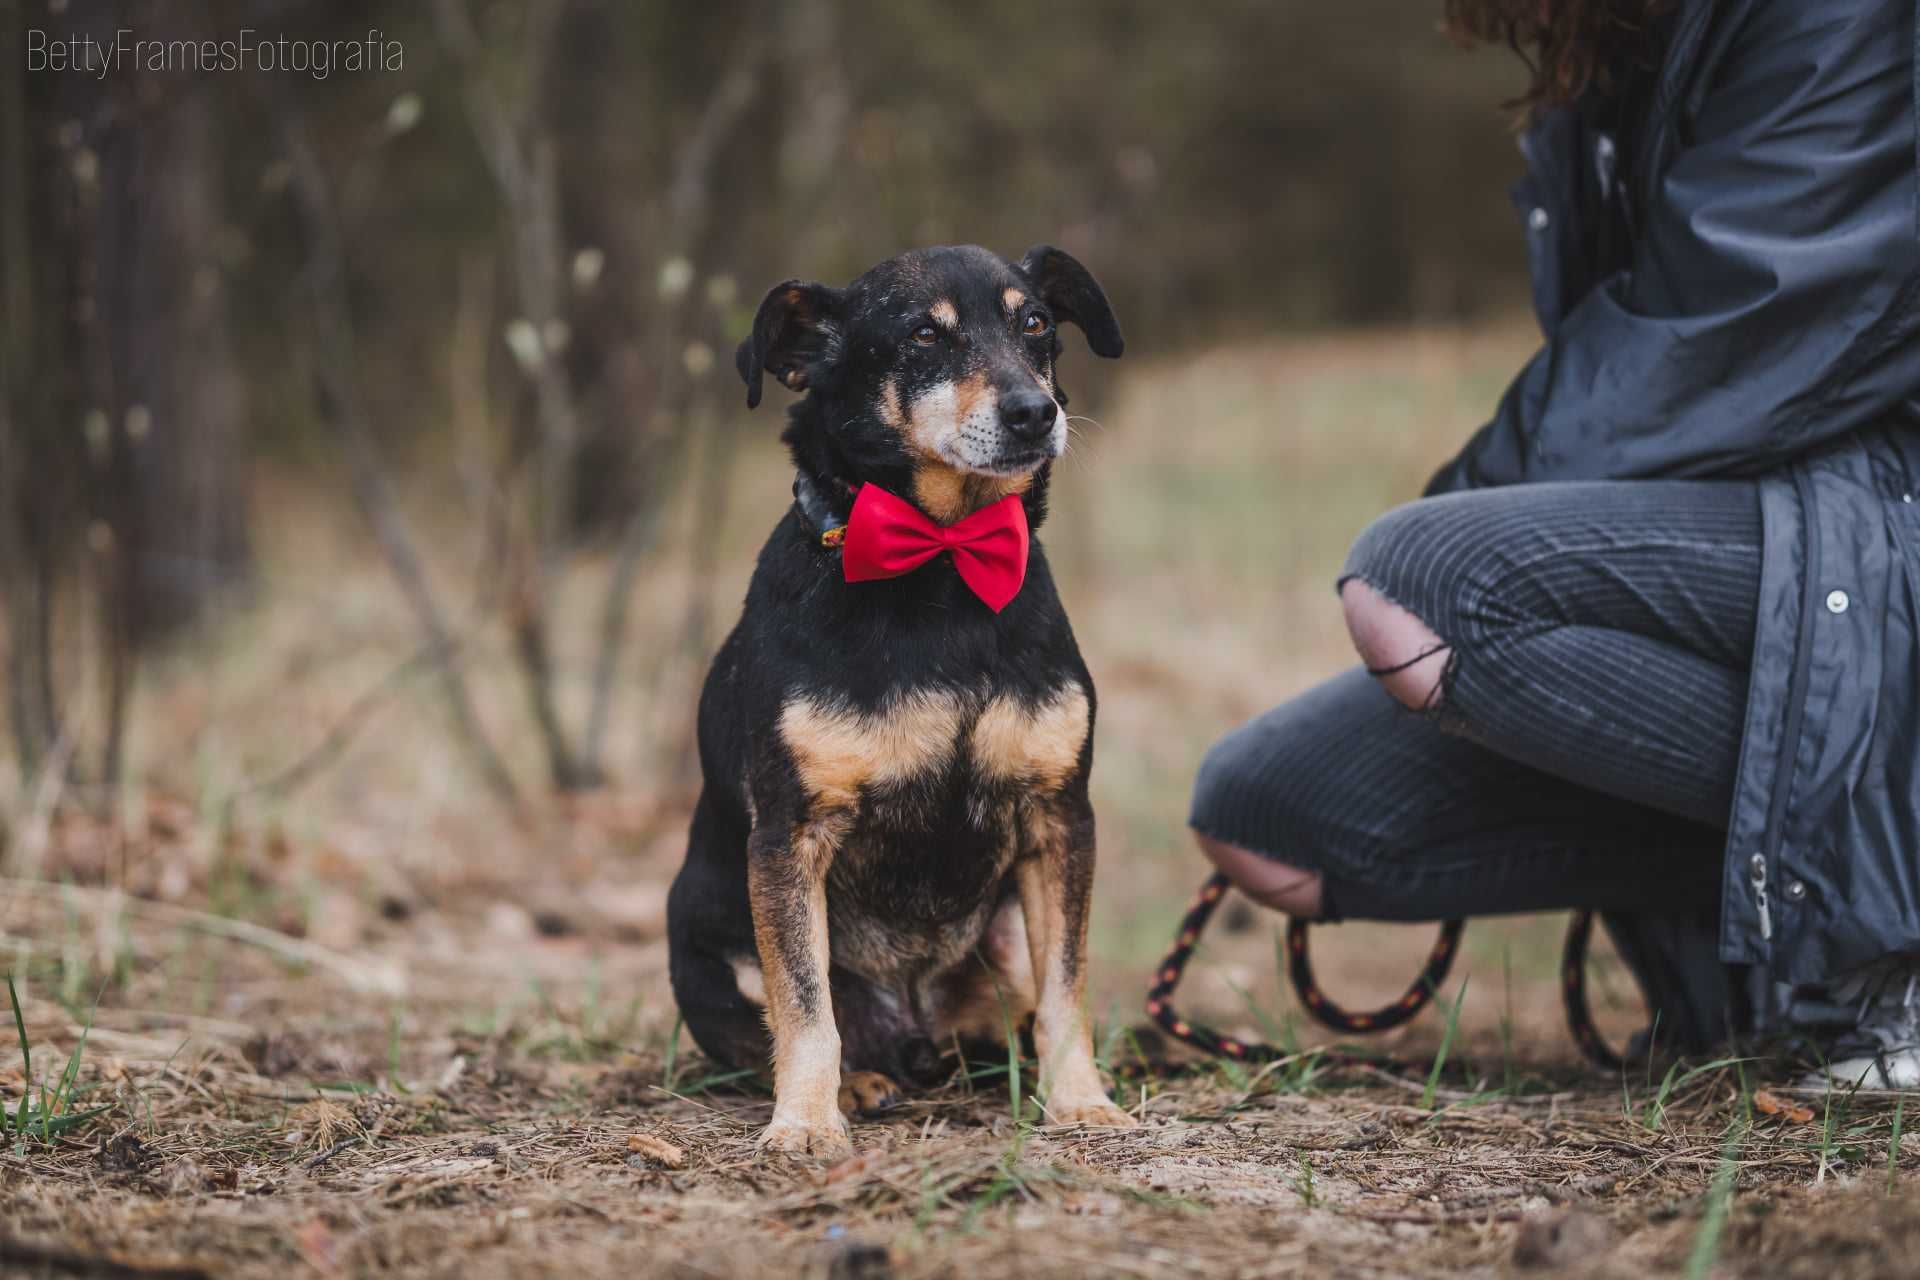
[737,244,1122,522]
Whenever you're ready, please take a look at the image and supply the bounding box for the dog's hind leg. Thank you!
[667,940,773,1074]
[667,798,773,1075]
[931,895,1038,1057]
[828,969,931,1110]
[670,945,903,1118]
[836,1070,903,1117]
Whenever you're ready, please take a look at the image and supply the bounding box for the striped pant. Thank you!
[1189,480,1764,1046]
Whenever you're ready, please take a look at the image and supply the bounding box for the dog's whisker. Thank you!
[1058,426,1103,469]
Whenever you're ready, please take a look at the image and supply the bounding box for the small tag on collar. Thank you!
[792,470,852,551]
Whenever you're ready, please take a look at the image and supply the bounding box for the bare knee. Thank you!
[1195,832,1325,918]
[1341,578,1448,712]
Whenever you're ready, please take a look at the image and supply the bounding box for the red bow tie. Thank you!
[840,483,1030,612]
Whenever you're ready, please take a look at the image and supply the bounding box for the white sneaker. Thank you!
[1807,964,1920,1090]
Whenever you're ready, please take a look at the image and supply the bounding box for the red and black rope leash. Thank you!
[1146,872,1627,1074]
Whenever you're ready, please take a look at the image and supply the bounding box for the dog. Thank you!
[666,243,1133,1157]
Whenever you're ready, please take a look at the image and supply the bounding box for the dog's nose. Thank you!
[998,390,1058,444]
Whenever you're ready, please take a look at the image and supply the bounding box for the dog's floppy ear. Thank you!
[1017,245,1123,359]
[735,280,844,409]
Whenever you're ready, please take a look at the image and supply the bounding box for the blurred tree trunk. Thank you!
[111,81,252,644]
[1,0,251,793]
[2,0,94,785]
[0,0,62,780]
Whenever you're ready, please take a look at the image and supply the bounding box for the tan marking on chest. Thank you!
[779,690,965,809]
[970,685,1090,790]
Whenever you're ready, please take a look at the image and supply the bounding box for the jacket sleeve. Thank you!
[1426,0,1920,495]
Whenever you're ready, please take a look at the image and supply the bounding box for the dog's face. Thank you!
[737,245,1122,517]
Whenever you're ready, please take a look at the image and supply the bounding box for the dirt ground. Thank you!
[4,850,1919,1280]
[6,326,1919,1277]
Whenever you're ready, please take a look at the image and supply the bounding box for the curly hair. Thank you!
[1444,0,1675,120]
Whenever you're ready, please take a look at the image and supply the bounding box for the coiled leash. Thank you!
[1559,907,1624,1070]
[1146,872,1626,1073]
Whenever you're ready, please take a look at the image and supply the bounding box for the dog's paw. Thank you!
[757,1112,853,1160]
[837,1071,902,1117]
[1045,1098,1137,1129]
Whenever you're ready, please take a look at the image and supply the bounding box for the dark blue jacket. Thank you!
[1427,0,1920,1008]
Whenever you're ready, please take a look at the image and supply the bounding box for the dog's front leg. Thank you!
[748,817,851,1158]
[1014,801,1136,1128]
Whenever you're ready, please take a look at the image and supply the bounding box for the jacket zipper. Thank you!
[1630,0,1713,203]
[1752,468,1823,953]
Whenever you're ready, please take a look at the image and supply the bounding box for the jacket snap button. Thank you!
[1787,880,1807,900]
[1826,589,1850,614]
[1528,207,1551,232]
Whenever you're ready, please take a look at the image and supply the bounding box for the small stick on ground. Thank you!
[303,1136,366,1171]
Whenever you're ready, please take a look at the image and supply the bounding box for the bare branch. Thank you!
[664,31,769,235]
[580,465,673,768]
[276,100,522,809]
[229,634,459,808]
[435,0,593,790]
[581,25,772,771]
[0,878,406,996]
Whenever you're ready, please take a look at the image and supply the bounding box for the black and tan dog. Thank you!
[666,243,1132,1157]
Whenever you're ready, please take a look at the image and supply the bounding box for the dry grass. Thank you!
[5,321,1919,1277]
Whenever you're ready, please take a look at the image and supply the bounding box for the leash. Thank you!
[1145,872,1627,1074]
[1560,907,1624,1070]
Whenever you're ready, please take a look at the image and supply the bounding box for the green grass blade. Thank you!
[1644,1057,1749,1132]
[1685,1119,1746,1280]
[1889,1096,1905,1195]
[1422,977,1469,1111]
[53,997,97,1112]
[1006,1015,1024,1129]
[1219,971,1284,1049]
[673,1066,760,1096]
[662,1011,683,1089]
[7,973,30,1134]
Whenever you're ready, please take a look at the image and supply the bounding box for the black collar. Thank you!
[792,470,855,550]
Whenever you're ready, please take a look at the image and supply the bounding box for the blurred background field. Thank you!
[0,3,1787,1275]
[2,0,1608,1044]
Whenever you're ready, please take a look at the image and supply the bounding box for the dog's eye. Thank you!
[912,324,939,346]
[1021,312,1051,338]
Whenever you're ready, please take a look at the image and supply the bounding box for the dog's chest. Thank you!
[776,682,1088,957]
[778,683,1088,813]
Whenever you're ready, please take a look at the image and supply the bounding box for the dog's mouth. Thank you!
[965,445,1056,478]
[931,432,1061,480]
